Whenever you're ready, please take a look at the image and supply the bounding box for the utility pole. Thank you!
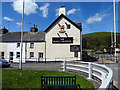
[80,23,82,60]
[111,29,113,48]
[113,0,117,62]
[19,0,25,70]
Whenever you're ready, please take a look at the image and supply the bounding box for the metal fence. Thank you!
[90,52,120,62]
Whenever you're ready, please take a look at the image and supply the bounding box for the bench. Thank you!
[41,75,76,89]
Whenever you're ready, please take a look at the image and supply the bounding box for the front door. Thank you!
[9,52,13,62]
[38,53,43,61]
[74,52,78,57]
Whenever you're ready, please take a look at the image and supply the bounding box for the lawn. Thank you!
[2,69,94,89]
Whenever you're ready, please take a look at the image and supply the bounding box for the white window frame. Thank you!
[0,52,4,59]
[17,43,20,48]
[16,52,20,58]
[30,42,34,48]
[30,52,34,58]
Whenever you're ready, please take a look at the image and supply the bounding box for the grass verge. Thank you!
[2,69,94,89]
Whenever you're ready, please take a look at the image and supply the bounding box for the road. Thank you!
[105,63,120,89]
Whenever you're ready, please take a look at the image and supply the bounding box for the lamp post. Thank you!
[113,0,117,62]
[19,0,25,70]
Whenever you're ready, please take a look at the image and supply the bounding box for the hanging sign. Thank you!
[70,45,81,52]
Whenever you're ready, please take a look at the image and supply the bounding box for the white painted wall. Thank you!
[26,42,45,62]
[46,17,81,61]
[0,42,8,59]
[0,42,26,63]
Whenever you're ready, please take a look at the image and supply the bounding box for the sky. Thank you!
[1,0,120,34]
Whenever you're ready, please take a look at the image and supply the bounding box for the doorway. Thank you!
[38,52,43,61]
[9,52,13,62]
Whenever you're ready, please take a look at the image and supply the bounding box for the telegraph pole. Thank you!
[111,29,113,48]
[19,0,25,70]
[80,23,82,60]
[113,0,117,62]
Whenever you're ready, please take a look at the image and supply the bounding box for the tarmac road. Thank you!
[105,63,120,89]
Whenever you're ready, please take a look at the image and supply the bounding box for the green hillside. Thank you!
[82,32,120,50]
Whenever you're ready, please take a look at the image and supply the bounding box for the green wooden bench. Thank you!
[41,75,76,89]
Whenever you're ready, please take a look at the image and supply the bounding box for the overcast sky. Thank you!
[1,1,119,34]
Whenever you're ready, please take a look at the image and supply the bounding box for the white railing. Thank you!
[61,61,113,90]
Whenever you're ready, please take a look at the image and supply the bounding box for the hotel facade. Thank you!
[0,6,82,63]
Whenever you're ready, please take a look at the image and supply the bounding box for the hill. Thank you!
[82,32,120,50]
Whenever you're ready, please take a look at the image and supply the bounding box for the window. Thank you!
[16,52,20,58]
[30,52,34,58]
[67,25,70,29]
[0,52,4,59]
[17,43,20,48]
[38,53,43,58]
[30,43,34,48]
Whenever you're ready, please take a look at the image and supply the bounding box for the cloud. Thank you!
[86,13,107,24]
[12,0,38,15]
[55,8,59,16]
[4,16,14,21]
[67,8,80,15]
[16,22,22,27]
[39,3,50,18]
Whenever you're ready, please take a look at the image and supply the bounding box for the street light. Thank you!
[19,0,25,70]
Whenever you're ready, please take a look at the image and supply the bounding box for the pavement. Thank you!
[7,62,62,70]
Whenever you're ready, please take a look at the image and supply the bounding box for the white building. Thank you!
[0,6,82,63]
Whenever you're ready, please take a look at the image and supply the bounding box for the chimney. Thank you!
[75,22,82,27]
[0,27,8,34]
[30,24,38,32]
[59,6,66,16]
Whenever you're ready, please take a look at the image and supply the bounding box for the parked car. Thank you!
[82,54,98,62]
[116,48,120,53]
[0,59,10,68]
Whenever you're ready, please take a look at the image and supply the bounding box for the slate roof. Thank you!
[0,14,81,42]
[0,31,45,42]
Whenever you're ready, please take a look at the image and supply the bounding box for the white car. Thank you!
[116,48,120,52]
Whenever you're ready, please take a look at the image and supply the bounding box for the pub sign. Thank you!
[70,45,80,52]
[52,37,73,43]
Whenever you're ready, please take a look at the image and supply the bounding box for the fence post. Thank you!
[88,62,92,79]
[63,60,66,71]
